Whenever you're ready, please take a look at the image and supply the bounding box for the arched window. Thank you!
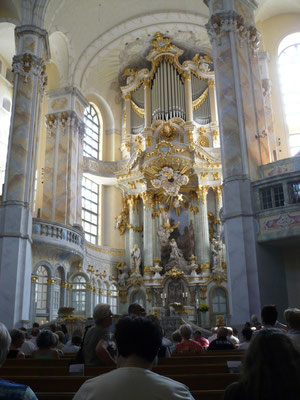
[36,266,49,310]
[109,284,118,314]
[212,287,227,314]
[72,275,86,313]
[278,33,300,156]
[101,283,108,304]
[84,104,100,159]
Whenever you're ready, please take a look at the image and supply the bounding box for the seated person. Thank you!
[193,329,209,348]
[0,322,38,400]
[62,335,82,354]
[208,327,235,350]
[238,327,253,350]
[7,329,25,359]
[172,324,203,355]
[227,327,240,348]
[82,304,116,366]
[31,330,60,359]
[170,330,182,353]
[285,308,300,352]
[54,331,65,350]
[223,329,300,400]
[73,315,195,400]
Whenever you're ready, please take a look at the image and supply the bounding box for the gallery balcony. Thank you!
[253,157,300,243]
[32,218,85,258]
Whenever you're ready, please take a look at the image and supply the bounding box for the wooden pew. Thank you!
[159,354,243,365]
[1,363,229,377]
[1,373,240,392]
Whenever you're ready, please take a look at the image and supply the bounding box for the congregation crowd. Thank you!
[0,303,300,399]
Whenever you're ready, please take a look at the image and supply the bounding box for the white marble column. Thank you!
[195,186,210,264]
[142,193,154,269]
[213,186,222,238]
[0,25,49,328]
[205,0,265,323]
[208,82,218,123]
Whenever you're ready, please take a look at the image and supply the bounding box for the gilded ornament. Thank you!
[146,288,152,302]
[213,172,220,180]
[31,276,38,283]
[47,278,56,284]
[192,88,209,111]
[213,186,222,202]
[124,94,131,101]
[186,130,194,143]
[197,185,209,203]
[197,136,209,147]
[166,267,184,279]
[199,286,208,299]
[160,122,178,141]
[130,100,145,118]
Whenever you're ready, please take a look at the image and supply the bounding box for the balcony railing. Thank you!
[253,157,300,242]
[32,218,85,256]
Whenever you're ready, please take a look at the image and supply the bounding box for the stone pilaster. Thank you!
[142,192,154,268]
[0,25,49,328]
[205,0,264,323]
[213,186,222,238]
[42,87,88,226]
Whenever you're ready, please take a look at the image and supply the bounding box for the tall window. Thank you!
[82,177,99,244]
[110,284,118,314]
[278,33,300,156]
[36,266,49,310]
[72,275,86,313]
[212,287,227,314]
[84,104,100,159]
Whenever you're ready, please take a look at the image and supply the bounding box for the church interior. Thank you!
[0,0,300,333]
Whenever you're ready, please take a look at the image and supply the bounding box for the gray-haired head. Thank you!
[0,322,11,366]
[179,324,193,340]
[93,304,112,325]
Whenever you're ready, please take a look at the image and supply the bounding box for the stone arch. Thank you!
[72,12,209,87]
[33,260,53,277]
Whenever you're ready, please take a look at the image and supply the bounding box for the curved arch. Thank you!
[85,91,114,134]
[69,271,90,283]
[72,11,209,87]
[49,31,71,86]
[53,263,67,280]
[33,261,53,277]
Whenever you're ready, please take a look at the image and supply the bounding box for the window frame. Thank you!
[83,104,100,159]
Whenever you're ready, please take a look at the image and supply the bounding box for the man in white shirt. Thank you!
[73,316,195,400]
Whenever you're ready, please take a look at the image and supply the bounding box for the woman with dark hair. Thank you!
[32,330,60,359]
[224,328,300,400]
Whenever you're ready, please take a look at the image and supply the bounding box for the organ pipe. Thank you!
[151,60,185,122]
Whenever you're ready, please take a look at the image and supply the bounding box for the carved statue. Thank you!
[165,238,187,271]
[115,210,128,235]
[211,238,223,273]
[131,244,142,275]
[117,262,129,287]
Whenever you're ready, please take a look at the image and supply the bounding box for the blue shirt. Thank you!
[0,379,38,400]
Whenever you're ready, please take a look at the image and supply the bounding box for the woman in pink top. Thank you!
[173,324,203,355]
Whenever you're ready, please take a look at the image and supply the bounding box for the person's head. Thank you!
[0,322,11,366]
[242,329,300,399]
[49,324,57,332]
[194,330,202,341]
[128,303,146,317]
[211,327,218,334]
[217,327,228,339]
[115,316,162,365]
[71,335,82,346]
[31,327,40,337]
[172,330,182,343]
[60,324,68,334]
[179,324,193,340]
[93,304,113,327]
[244,322,251,328]
[261,304,278,326]
[55,330,65,343]
[284,308,300,331]
[241,327,253,342]
[36,330,57,349]
[9,329,25,348]
[32,322,39,329]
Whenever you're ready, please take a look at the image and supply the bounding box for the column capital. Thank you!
[45,111,85,138]
[197,185,210,203]
[12,53,47,93]
[212,185,223,203]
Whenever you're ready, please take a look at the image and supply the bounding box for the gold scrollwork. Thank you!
[47,278,56,285]
[160,122,178,141]
[192,88,209,111]
[127,224,143,232]
[119,290,128,304]
[130,99,145,118]
[31,276,38,283]
[197,185,209,203]
[165,267,184,279]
